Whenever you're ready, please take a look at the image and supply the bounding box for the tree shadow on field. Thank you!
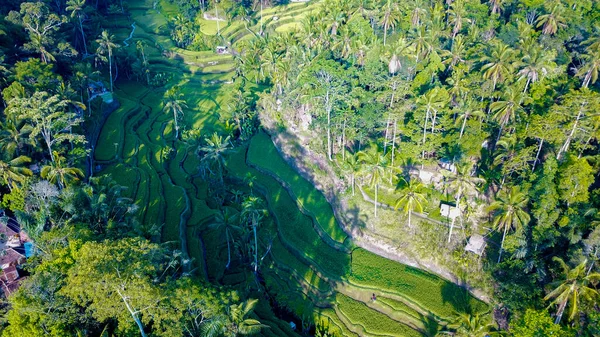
[441,281,473,315]
[418,312,441,337]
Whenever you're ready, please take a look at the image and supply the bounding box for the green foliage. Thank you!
[557,155,594,205]
[510,309,571,337]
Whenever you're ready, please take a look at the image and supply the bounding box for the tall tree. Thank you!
[162,86,188,140]
[96,30,119,92]
[394,177,426,228]
[544,258,600,324]
[241,196,268,273]
[0,155,32,190]
[488,186,530,263]
[209,208,241,269]
[6,92,85,163]
[66,0,88,56]
[41,151,84,189]
[446,162,481,242]
[359,146,389,218]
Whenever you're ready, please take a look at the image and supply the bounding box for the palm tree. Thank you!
[66,0,88,56]
[455,98,484,140]
[446,162,482,242]
[199,132,231,183]
[0,155,32,190]
[488,186,530,263]
[162,86,188,140]
[40,151,84,189]
[136,40,150,84]
[480,41,515,91]
[341,151,361,196]
[488,0,505,15]
[417,88,448,161]
[447,0,470,42]
[241,196,268,273]
[448,312,499,337]
[359,146,388,218]
[394,178,427,228]
[544,257,600,324]
[518,46,557,95]
[380,0,399,46]
[577,48,600,88]
[536,3,567,36]
[228,299,268,335]
[209,208,241,269]
[96,30,119,92]
[490,87,525,142]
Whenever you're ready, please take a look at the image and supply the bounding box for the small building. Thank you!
[439,159,456,173]
[440,203,460,220]
[216,46,230,54]
[0,216,31,297]
[465,234,487,256]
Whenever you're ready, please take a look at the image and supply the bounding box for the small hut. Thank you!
[465,234,486,256]
[440,203,460,220]
[216,46,230,54]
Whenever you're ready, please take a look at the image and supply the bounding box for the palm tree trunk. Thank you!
[383,23,388,46]
[408,210,412,228]
[342,117,346,161]
[226,228,231,269]
[532,137,543,172]
[557,106,584,160]
[109,50,114,92]
[391,118,397,168]
[351,173,355,196]
[421,108,429,162]
[448,192,461,243]
[326,90,332,161]
[383,115,390,154]
[498,223,509,263]
[253,220,258,273]
[459,113,468,139]
[554,298,568,324]
[78,15,88,56]
[374,184,378,218]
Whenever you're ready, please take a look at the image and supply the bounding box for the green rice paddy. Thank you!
[93,0,489,335]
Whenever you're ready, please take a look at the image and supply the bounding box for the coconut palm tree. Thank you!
[0,155,32,190]
[66,0,88,56]
[41,151,84,189]
[544,257,600,324]
[199,132,231,182]
[241,196,268,273]
[517,46,557,95]
[209,208,241,269]
[480,41,515,91]
[341,151,361,196]
[536,3,567,36]
[380,0,399,46]
[162,86,188,140]
[447,0,470,42]
[488,186,530,263]
[455,98,484,140]
[359,146,388,218]
[394,178,427,228]
[228,299,268,335]
[577,48,600,89]
[95,30,119,92]
[417,88,448,161]
[490,87,525,142]
[446,162,482,242]
[448,312,499,337]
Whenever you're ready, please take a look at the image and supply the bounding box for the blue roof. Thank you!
[24,242,34,258]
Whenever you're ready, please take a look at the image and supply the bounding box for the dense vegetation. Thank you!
[0,0,599,336]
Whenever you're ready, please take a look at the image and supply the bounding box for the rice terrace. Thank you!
[1,0,598,336]
[94,0,488,335]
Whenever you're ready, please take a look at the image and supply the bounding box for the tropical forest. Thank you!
[0,0,600,336]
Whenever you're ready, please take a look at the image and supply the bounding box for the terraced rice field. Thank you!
[94,1,489,335]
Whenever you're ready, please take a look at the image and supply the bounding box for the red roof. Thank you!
[0,265,18,282]
[0,248,25,267]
